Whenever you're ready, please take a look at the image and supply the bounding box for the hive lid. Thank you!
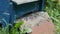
[12,0,38,5]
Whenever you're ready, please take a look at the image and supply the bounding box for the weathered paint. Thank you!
[0,0,15,27]
[0,0,44,27]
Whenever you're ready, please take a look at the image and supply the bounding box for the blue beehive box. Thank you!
[13,0,44,18]
[0,0,44,27]
[0,0,15,27]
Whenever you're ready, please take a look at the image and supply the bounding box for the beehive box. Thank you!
[13,0,44,18]
[0,0,44,27]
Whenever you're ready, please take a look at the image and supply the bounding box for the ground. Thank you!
[16,11,55,34]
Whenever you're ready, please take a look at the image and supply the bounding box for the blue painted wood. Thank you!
[14,1,43,18]
[0,0,15,27]
[0,0,44,27]
[42,0,44,11]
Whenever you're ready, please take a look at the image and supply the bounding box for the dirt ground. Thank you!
[16,11,55,34]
